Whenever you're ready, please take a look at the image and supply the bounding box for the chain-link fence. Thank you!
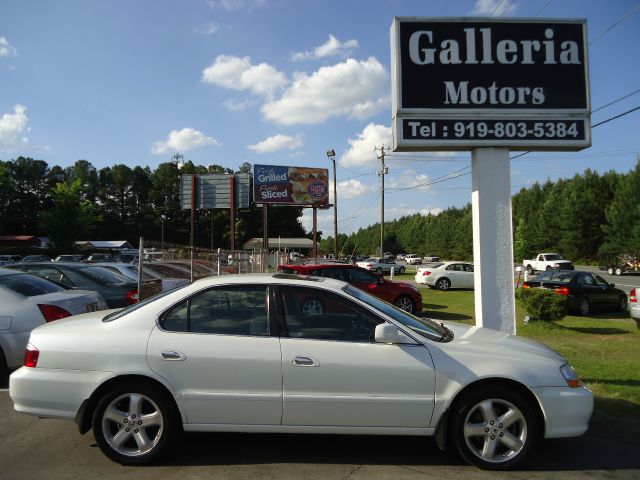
[136,240,292,300]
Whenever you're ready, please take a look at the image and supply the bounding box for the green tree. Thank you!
[602,161,640,254]
[39,180,94,249]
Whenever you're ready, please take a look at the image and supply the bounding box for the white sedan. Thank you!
[356,257,405,275]
[415,261,475,291]
[10,273,592,470]
[0,268,107,376]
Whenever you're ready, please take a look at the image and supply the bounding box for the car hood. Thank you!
[441,321,565,362]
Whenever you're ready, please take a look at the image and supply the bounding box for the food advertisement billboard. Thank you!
[253,164,329,205]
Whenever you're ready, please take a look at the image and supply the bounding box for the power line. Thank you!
[592,88,640,114]
[589,2,640,45]
[592,105,640,128]
[534,0,553,16]
[491,0,507,16]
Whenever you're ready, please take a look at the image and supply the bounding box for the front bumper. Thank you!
[531,385,593,438]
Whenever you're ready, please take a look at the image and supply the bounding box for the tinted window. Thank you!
[279,286,382,342]
[161,285,269,336]
[464,264,474,272]
[78,266,133,284]
[312,268,347,281]
[346,268,378,283]
[0,273,64,296]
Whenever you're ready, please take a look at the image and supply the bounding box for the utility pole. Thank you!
[375,145,390,257]
[326,149,338,259]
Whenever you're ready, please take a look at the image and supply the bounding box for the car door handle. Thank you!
[161,350,186,361]
[290,355,319,367]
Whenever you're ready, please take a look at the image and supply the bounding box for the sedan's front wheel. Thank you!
[394,295,416,313]
[92,382,178,465]
[451,386,539,470]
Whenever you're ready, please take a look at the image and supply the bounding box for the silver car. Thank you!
[0,268,107,376]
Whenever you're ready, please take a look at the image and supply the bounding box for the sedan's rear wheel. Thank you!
[436,278,451,291]
[92,382,178,465]
[579,297,591,316]
[451,386,539,470]
[394,295,416,313]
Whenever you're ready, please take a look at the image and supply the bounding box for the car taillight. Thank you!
[554,287,570,295]
[365,264,372,268]
[522,284,531,289]
[631,288,637,303]
[24,343,39,368]
[125,289,139,304]
[421,271,432,276]
[37,304,72,322]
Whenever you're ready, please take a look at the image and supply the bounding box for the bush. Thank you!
[515,288,568,322]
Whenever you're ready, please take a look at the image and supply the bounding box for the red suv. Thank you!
[277,262,422,313]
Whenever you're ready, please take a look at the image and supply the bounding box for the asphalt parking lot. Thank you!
[1,386,638,480]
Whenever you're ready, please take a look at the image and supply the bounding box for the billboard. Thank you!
[253,164,329,205]
[180,174,250,209]
[390,17,590,151]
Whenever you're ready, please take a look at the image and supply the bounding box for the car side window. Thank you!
[160,285,269,336]
[312,268,347,281]
[592,274,609,287]
[278,286,382,342]
[346,268,378,283]
[578,274,594,286]
[24,266,70,286]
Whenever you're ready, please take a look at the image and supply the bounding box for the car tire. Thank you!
[376,267,383,275]
[436,278,451,291]
[450,385,539,470]
[619,295,627,312]
[0,348,7,380]
[398,266,406,274]
[92,382,179,465]
[525,265,533,275]
[545,266,552,271]
[607,267,614,275]
[614,267,623,276]
[394,295,416,313]
[301,298,324,315]
[578,297,591,316]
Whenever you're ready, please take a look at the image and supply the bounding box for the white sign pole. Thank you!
[472,147,516,334]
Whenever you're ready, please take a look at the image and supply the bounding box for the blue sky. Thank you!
[1,0,639,236]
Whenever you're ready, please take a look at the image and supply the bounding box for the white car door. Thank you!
[461,263,475,288]
[277,285,436,428]
[147,284,283,426]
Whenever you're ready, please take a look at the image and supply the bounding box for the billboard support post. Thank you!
[262,204,268,251]
[312,206,318,259]
[229,175,236,251]
[471,148,516,334]
[190,175,196,283]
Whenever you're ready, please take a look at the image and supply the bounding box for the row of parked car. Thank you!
[0,257,204,377]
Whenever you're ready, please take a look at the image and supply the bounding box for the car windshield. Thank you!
[344,284,451,342]
[545,254,564,260]
[0,272,65,296]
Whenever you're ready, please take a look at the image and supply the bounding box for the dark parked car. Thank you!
[5,262,138,308]
[277,262,422,313]
[522,270,627,316]
[21,255,51,262]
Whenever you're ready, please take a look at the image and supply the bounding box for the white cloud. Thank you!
[152,127,221,154]
[0,104,28,149]
[292,34,358,61]
[194,22,218,35]
[387,169,431,191]
[262,57,388,125]
[336,178,374,199]
[202,55,287,98]
[340,123,391,168]
[471,0,518,16]
[0,37,17,57]
[223,98,255,111]
[247,134,303,153]
[420,206,444,216]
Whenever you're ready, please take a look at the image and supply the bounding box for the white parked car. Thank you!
[0,267,107,376]
[404,254,422,265]
[415,261,475,291]
[629,287,640,328]
[356,257,405,275]
[10,273,592,469]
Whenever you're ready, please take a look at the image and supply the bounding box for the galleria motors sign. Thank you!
[391,18,590,151]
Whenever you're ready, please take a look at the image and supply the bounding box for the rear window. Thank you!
[0,272,64,296]
[79,266,134,284]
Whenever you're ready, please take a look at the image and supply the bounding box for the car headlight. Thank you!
[560,363,582,388]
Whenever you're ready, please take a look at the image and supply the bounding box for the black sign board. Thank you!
[391,17,590,151]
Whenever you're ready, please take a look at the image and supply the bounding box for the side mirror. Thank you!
[374,323,417,345]
[609,283,615,288]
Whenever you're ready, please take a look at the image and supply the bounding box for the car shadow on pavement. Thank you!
[156,414,640,471]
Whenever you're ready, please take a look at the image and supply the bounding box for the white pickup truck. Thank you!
[523,253,574,274]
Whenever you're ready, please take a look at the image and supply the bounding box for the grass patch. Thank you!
[417,286,640,418]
